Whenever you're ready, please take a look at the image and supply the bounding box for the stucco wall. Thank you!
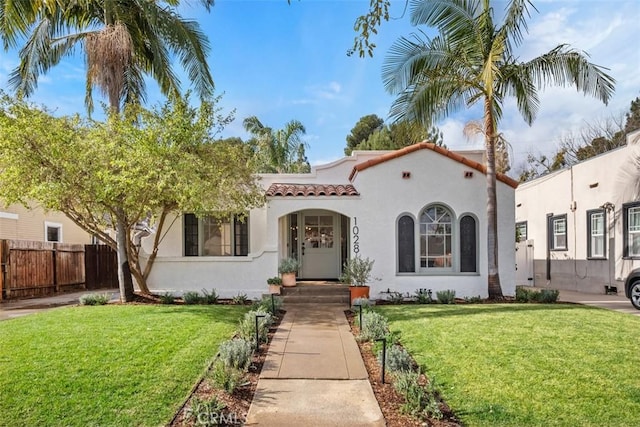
[515,130,640,293]
[144,147,516,299]
[351,148,515,299]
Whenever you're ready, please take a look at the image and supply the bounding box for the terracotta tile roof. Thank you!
[349,142,519,189]
[266,183,360,197]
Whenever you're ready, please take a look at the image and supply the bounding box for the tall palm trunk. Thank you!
[484,98,504,299]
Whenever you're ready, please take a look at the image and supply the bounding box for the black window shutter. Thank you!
[460,215,476,272]
[398,216,415,273]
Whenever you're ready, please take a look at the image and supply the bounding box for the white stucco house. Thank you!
[515,130,640,294]
[142,142,518,299]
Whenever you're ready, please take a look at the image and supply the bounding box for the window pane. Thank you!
[47,227,60,242]
[552,217,567,249]
[632,233,640,257]
[420,204,453,269]
[629,207,640,237]
[589,212,604,258]
[203,218,231,256]
[592,235,604,258]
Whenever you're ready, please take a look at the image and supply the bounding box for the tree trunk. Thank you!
[484,98,504,299]
[115,211,135,302]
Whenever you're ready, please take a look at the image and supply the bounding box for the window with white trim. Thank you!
[184,214,248,257]
[587,209,606,259]
[624,202,640,258]
[44,221,62,243]
[420,205,452,269]
[550,215,567,250]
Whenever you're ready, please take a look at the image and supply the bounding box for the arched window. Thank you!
[459,215,477,272]
[398,215,415,272]
[420,205,452,269]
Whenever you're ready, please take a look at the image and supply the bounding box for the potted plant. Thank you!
[341,256,374,303]
[267,276,282,294]
[278,257,300,287]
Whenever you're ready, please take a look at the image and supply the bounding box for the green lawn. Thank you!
[379,304,640,426]
[0,304,247,426]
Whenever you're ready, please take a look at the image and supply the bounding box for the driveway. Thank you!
[0,289,119,321]
[539,288,640,317]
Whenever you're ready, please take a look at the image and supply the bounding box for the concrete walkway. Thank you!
[245,304,385,426]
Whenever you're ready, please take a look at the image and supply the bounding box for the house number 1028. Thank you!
[352,217,360,254]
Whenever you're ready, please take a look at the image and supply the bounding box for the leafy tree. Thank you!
[519,96,640,181]
[0,0,215,301]
[349,0,392,57]
[382,0,614,298]
[358,121,445,151]
[345,114,385,155]
[624,96,640,134]
[0,93,263,295]
[243,116,310,173]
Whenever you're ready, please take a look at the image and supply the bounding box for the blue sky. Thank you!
[0,0,638,173]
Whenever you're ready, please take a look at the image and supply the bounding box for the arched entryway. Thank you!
[281,209,349,280]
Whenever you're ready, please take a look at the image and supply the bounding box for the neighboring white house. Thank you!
[514,130,640,294]
[142,142,518,299]
[0,202,93,244]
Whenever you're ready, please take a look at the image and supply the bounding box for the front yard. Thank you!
[0,304,247,426]
[379,304,640,426]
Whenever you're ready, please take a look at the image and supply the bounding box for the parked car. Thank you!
[624,268,640,310]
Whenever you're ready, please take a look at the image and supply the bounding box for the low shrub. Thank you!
[351,297,374,310]
[218,338,253,371]
[232,293,249,305]
[516,286,560,303]
[380,344,413,373]
[387,291,405,304]
[183,291,202,305]
[464,295,483,304]
[238,310,273,344]
[414,289,432,304]
[186,396,226,427]
[201,288,218,304]
[359,310,389,341]
[254,295,282,313]
[393,370,442,420]
[539,289,560,303]
[158,292,175,304]
[79,292,111,306]
[436,290,456,304]
[210,361,244,394]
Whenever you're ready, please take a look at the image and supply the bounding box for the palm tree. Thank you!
[0,0,214,114]
[0,0,215,301]
[383,0,615,298]
[243,116,309,173]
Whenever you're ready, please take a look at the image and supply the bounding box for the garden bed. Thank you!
[170,309,284,426]
[346,310,460,427]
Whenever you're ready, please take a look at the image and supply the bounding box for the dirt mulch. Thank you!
[346,311,461,427]
[169,310,284,426]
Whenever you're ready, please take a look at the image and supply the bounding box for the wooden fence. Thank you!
[0,241,117,301]
[85,244,118,290]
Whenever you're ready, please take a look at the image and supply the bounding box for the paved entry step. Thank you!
[280,283,350,304]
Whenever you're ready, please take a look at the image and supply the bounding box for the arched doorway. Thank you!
[283,209,349,280]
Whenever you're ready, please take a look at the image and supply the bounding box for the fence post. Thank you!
[53,243,59,293]
[0,240,4,301]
